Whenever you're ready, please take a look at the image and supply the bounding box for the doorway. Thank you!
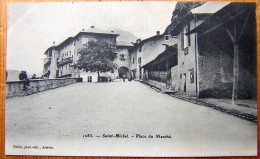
[183,73,186,93]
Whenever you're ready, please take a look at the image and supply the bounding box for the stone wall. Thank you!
[171,66,179,91]
[146,79,167,90]
[6,78,82,98]
[197,21,256,99]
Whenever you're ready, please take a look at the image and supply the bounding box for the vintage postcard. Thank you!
[5,1,257,156]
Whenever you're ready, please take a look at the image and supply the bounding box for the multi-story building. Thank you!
[43,2,256,100]
[129,31,177,84]
[43,44,59,79]
[114,41,133,79]
[43,26,119,82]
[167,2,256,99]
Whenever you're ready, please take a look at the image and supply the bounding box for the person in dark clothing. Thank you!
[24,71,30,86]
[19,71,25,80]
[32,74,37,79]
[128,73,132,82]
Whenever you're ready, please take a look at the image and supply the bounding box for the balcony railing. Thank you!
[57,57,73,66]
[44,58,51,66]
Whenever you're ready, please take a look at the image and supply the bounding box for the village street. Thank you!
[5,81,257,156]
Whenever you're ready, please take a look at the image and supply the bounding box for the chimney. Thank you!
[90,26,95,29]
[53,41,55,46]
[111,31,114,33]
[156,31,160,36]
[82,29,85,31]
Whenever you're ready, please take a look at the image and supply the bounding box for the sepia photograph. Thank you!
[5,1,257,157]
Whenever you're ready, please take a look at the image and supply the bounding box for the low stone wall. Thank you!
[6,78,82,98]
[145,79,167,90]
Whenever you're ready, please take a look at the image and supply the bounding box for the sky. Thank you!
[7,2,176,75]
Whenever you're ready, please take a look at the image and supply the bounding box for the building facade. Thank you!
[43,2,256,100]
[129,32,177,82]
[43,26,119,82]
[114,41,133,79]
[167,2,256,99]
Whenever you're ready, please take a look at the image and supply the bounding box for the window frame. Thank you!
[164,35,170,41]
[189,68,194,83]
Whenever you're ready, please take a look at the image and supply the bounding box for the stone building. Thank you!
[43,26,119,82]
[129,32,177,81]
[43,44,59,79]
[163,2,230,97]
[187,2,257,99]
[167,2,256,99]
[114,41,133,79]
[43,2,256,100]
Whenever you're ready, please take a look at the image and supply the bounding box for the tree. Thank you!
[77,40,118,82]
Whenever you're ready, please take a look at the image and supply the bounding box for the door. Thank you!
[87,76,92,82]
[183,73,186,93]
[166,70,171,89]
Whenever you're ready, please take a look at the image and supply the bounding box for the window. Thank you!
[181,30,184,49]
[87,76,92,82]
[133,57,135,64]
[184,47,189,55]
[164,35,170,41]
[139,45,142,52]
[189,68,194,83]
[183,24,191,48]
[120,54,125,61]
[180,74,182,79]
[138,57,141,64]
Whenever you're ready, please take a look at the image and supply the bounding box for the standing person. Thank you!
[129,73,132,82]
[122,75,125,82]
[128,73,130,82]
[19,71,25,80]
[24,71,30,86]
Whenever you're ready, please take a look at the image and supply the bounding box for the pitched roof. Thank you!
[190,2,230,14]
[56,37,74,49]
[168,2,230,35]
[142,44,178,69]
[187,3,255,36]
[117,41,133,47]
[130,34,164,50]
[82,27,119,36]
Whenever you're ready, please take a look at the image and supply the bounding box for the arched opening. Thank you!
[118,66,129,78]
